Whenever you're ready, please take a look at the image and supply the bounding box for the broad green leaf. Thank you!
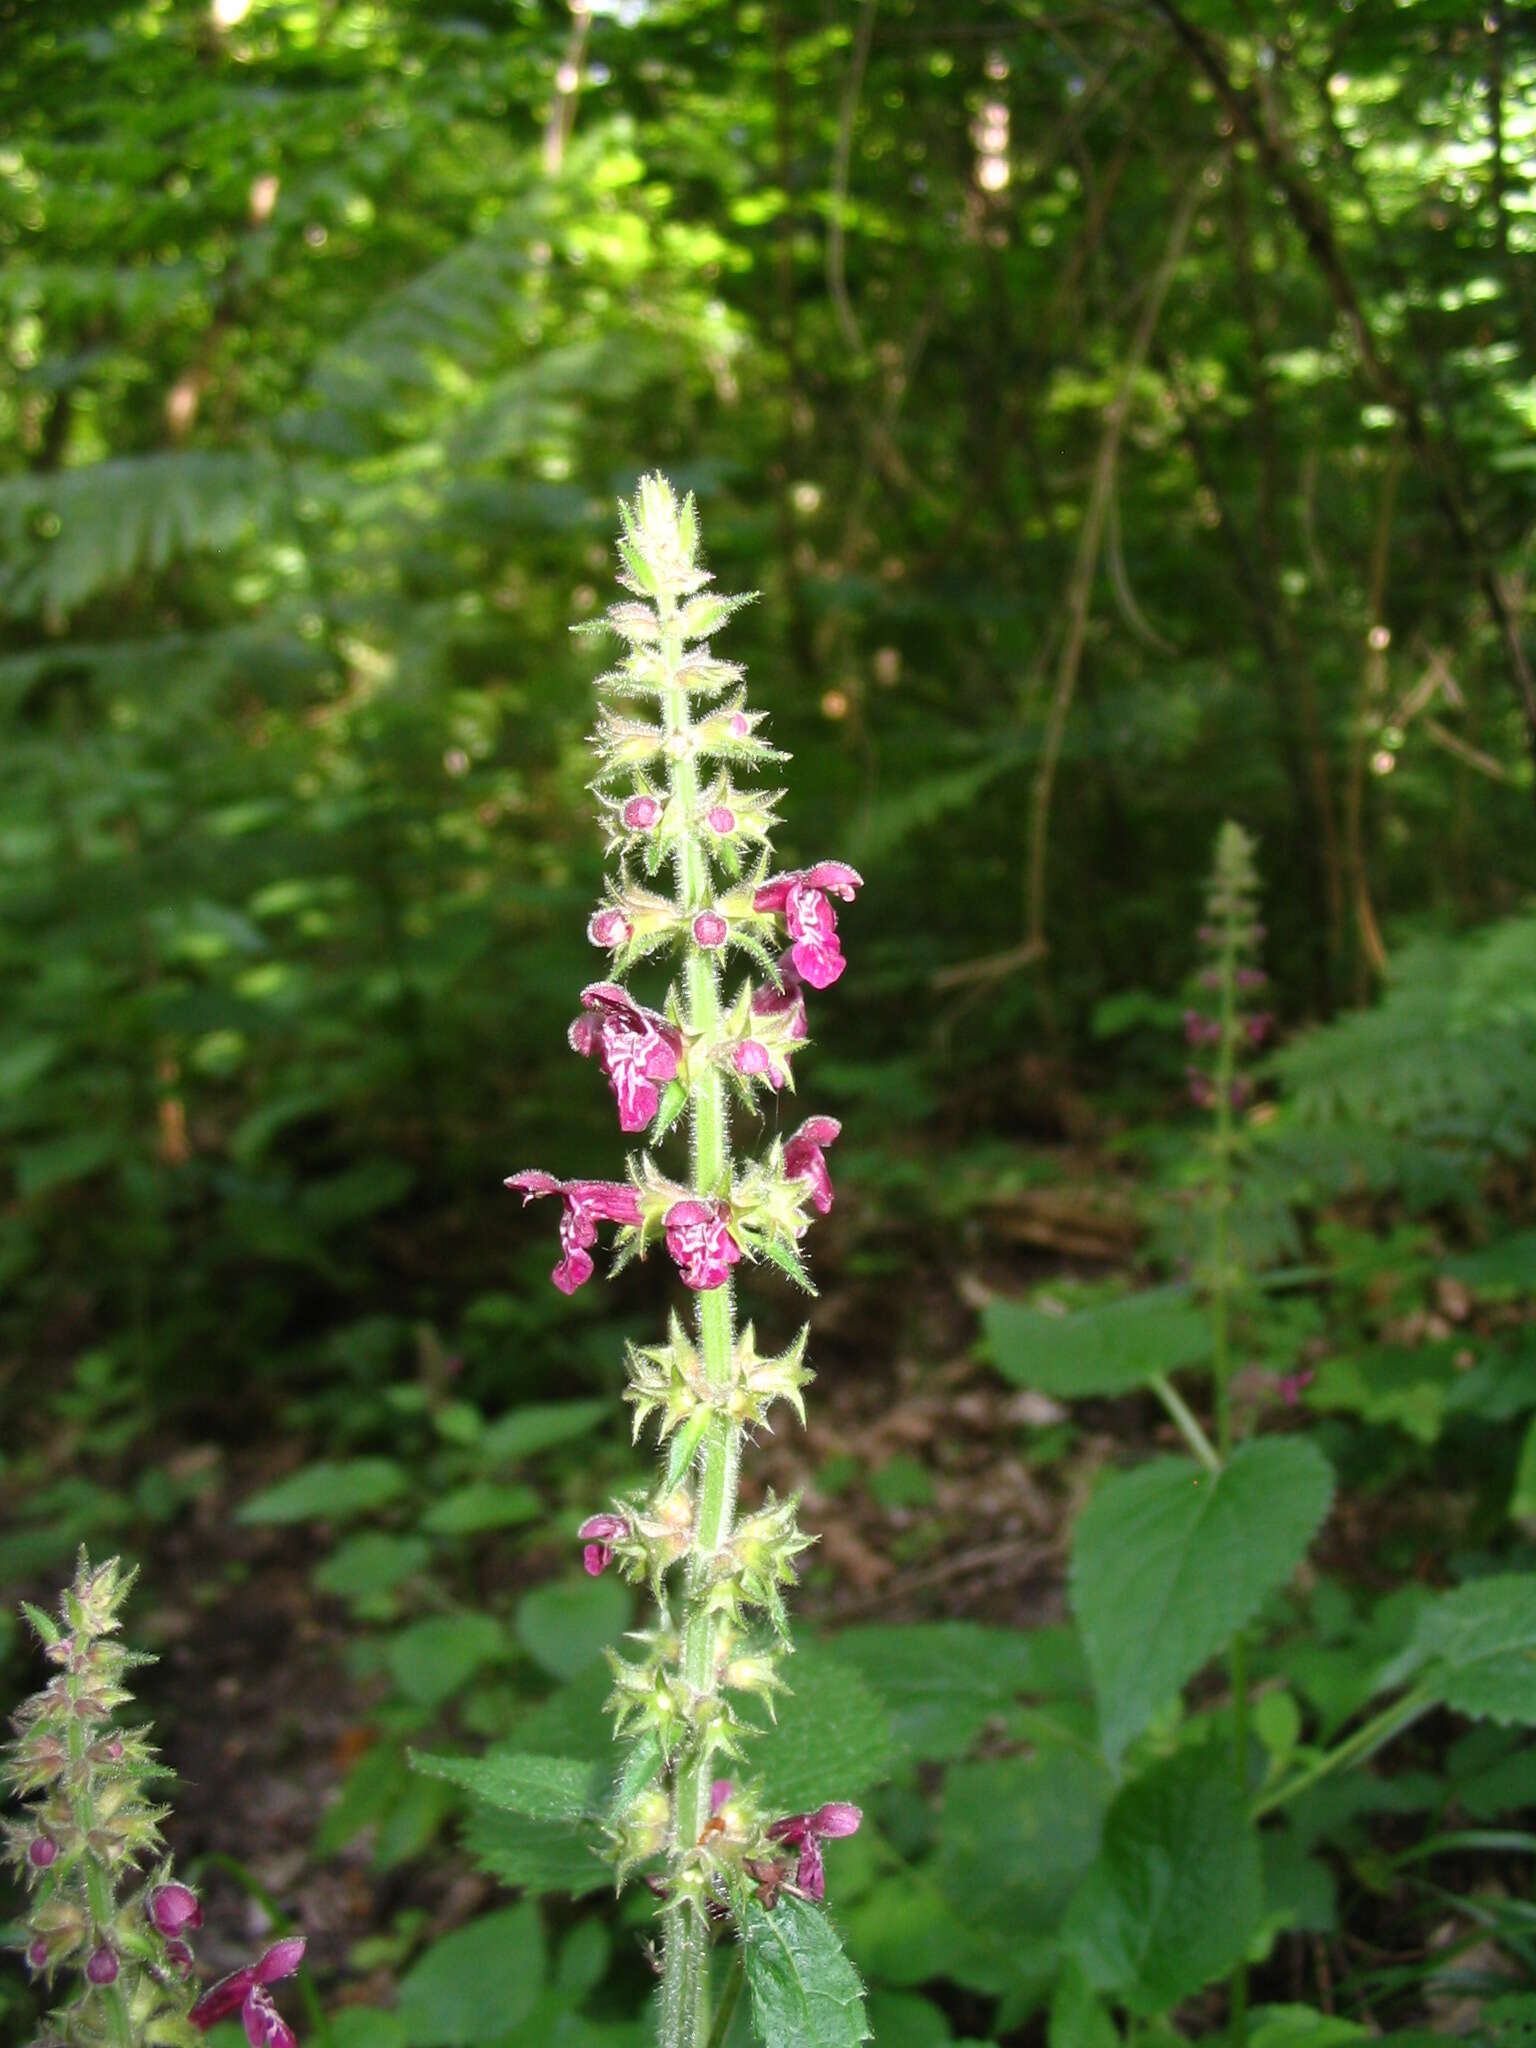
[420,1481,543,1535]
[479,1400,611,1463]
[865,1991,955,2048]
[313,1532,431,1605]
[1411,1575,1536,1724]
[1443,1230,1536,1296]
[1049,1961,1119,2048]
[1511,1418,1536,1522]
[386,1614,506,1708]
[742,1894,872,2048]
[749,1646,902,1812]
[1071,1439,1334,1759]
[832,1622,1085,1761]
[1065,1747,1264,2015]
[516,1574,631,1680]
[460,1804,609,1898]
[983,1286,1210,1398]
[238,1458,407,1525]
[396,1903,545,2046]
[322,2013,409,2048]
[935,1749,1112,1941]
[16,1130,122,1199]
[1247,2009,1367,2048]
[1306,1345,1459,1444]
[409,1750,598,1822]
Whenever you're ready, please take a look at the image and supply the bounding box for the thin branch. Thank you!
[1025,162,1207,957]
[827,0,877,357]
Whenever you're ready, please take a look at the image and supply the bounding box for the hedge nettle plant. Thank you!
[4,1554,304,2048]
[506,477,864,2046]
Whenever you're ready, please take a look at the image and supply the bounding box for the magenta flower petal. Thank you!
[573,984,682,1133]
[693,911,727,949]
[795,1839,826,1900]
[506,1172,642,1293]
[707,806,736,834]
[710,1779,735,1814]
[622,795,662,830]
[783,1117,842,1216]
[588,908,632,949]
[192,1968,258,2029]
[807,1802,862,1838]
[243,1985,297,2048]
[664,1200,741,1290]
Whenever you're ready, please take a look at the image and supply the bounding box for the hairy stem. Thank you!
[658,590,742,2048]
[1150,1371,1220,1473]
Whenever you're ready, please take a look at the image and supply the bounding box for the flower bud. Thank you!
[148,1882,202,1936]
[588,907,632,948]
[29,1834,58,1868]
[622,795,662,831]
[27,1938,49,1972]
[707,805,736,834]
[692,911,727,948]
[86,1944,119,1986]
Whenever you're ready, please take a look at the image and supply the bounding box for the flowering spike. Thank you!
[3,1557,303,2048]
[502,477,865,2042]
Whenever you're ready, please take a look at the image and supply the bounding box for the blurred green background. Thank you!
[3,2,1536,2043]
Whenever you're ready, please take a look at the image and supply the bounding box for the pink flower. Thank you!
[664,1199,741,1291]
[1183,1009,1220,1048]
[1186,1066,1215,1110]
[767,1802,862,1902]
[1278,1368,1315,1407]
[732,1039,788,1090]
[693,911,727,948]
[1246,1013,1272,1046]
[505,1170,643,1294]
[754,863,862,990]
[588,907,632,949]
[710,1779,734,1814]
[189,1936,305,2048]
[783,1116,841,1216]
[752,958,809,1041]
[149,1883,202,1937]
[730,712,749,737]
[707,806,736,835]
[1236,966,1268,992]
[622,794,662,831]
[579,1512,630,1576]
[569,983,681,1133]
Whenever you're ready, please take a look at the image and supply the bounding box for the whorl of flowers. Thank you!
[3,1553,304,2048]
[505,477,862,2047]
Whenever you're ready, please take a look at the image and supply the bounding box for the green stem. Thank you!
[703,1954,746,2048]
[658,590,742,2048]
[1149,1371,1220,1473]
[1211,914,1243,2046]
[1251,1685,1438,1820]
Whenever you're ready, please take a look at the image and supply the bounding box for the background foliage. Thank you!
[3,2,1535,2045]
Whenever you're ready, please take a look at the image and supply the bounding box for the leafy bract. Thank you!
[742,1895,872,2048]
[1071,1439,1334,1759]
[983,1285,1210,1397]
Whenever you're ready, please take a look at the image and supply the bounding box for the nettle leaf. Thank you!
[396,1903,545,2046]
[1410,1575,1536,1724]
[478,1399,610,1464]
[516,1574,632,1680]
[238,1457,408,1525]
[832,1621,1086,1762]
[460,1805,609,1898]
[1071,1440,1334,1760]
[983,1286,1210,1398]
[742,1895,872,2048]
[1247,2007,1368,2048]
[409,1750,600,1823]
[748,1645,902,1813]
[420,1481,543,1535]
[386,1614,507,1708]
[934,1748,1113,1942]
[1065,1747,1264,2016]
[1049,1960,1120,2048]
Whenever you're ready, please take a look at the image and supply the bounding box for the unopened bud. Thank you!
[29,1835,58,1868]
[86,1945,119,1986]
